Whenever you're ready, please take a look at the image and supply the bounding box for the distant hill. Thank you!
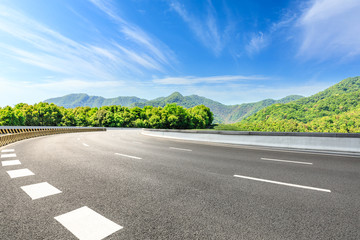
[44,92,303,123]
[44,93,147,108]
[222,76,360,132]
[131,92,303,123]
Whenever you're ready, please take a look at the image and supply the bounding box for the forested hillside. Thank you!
[216,77,360,133]
[45,92,303,123]
[45,93,147,108]
[0,103,213,129]
[131,92,303,123]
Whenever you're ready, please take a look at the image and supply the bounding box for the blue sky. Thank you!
[1,0,359,106]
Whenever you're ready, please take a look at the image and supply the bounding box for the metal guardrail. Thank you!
[0,126,106,147]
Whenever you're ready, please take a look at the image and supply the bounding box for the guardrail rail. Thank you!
[0,126,106,147]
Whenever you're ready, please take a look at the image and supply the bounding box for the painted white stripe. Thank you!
[115,153,142,160]
[7,168,35,178]
[1,149,15,153]
[2,160,21,166]
[21,182,62,200]
[233,175,331,193]
[83,143,89,147]
[55,206,123,240]
[1,153,17,158]
[169,147,192,152]
[260,157,313,165]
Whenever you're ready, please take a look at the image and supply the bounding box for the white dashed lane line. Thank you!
[115,153,142,160]
[1,149,15,153]
[169,147,192,152]
[82,143,90,147]
[21,182,62,200]
[1,153,17,158]
[55,206,123,240]
[2,160,21,166]
[260,157,313,165]
[6,168,35,178]
[234,175,331,193]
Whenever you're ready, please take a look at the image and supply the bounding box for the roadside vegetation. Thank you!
[0,103,213,129]
[215,77,360,133]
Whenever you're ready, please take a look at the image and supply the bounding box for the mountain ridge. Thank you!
[44,92,304,123]
[222,76,360,132]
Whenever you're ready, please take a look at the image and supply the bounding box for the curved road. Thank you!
[1,129,359,239]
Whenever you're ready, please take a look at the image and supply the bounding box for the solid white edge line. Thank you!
[169,147,192,152]
[233,175,331,193]
[115,153,142,159]
[260,157,313,165]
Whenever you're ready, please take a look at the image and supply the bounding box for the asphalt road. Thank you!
[1,129,359,240]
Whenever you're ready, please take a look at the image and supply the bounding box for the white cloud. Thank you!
[0,77,124,107]
[182,81,331,105]
[89,0,175,66]
[245,32,268,56]
[169,0,232,56]
[297,0,360,60]
[0,3,175,84]
[153,75,267,85]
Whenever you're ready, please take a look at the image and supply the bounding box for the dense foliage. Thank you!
[0,103,213,129]
[215,77,360,133]
[46,92,303,124]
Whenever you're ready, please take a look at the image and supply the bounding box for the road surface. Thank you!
[1,129,359,239]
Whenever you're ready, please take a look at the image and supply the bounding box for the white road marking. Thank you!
[169,147,192,152]
[21,182,62,200]
[260,157,313,165]
[115,153,142,160]
[1,149,15,153]
[83,143,89,147]
[55,206,123,240]
[7,168,35,178]
[233,175,331,193]
[132,141,142,144]
[2,160,21,166]
[1,153,17,158]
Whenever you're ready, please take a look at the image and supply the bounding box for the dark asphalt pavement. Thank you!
[1,129,359,239]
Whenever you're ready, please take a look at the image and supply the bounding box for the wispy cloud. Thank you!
[297,0,360,60]
[183,81,331,105]
[245,13,296,57]
[245,32,268,56]
[89,0,175,66]
[0,3,175,83]
[153,75,267,85]
[0,77,124,106]
[169,0,234,56]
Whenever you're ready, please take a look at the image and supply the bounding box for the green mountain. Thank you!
[44,92,303,123]
[44,93,147,108]
[131,92,303,123]
[222,76,360,133]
